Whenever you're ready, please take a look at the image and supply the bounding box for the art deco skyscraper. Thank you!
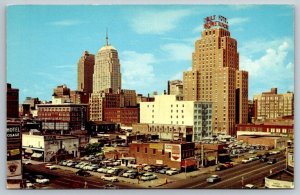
[77,51,95,94]
[183,15,248,136]
[93,34,121,93]
[90,33,122,121]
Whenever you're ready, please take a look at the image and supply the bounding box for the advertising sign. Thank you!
[7,125,21,140]
[7,160,22,178]
[165,144,181,162]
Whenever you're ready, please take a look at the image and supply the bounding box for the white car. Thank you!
[101,174,119,182]
[249,156,259,161]
[45,164,58,170]
[25,180,34,188]
[244,184,257,189]
[165,169,179,176]
[122,170,136,177]
[206,175,221,183]
[107,167,120,174]
[242,158,252,164]
[140,173,157,181]
[35,175,49,184]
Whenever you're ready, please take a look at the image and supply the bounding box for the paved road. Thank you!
[159,153,286,189]
[24,164,142,189]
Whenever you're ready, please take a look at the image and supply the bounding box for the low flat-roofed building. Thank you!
[132,123,193,142]
[129,141,196,170]
[265,169,294,188]
[237,135,287,150]
[22,133,79,162]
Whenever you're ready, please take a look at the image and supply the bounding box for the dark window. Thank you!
[137,147,140,152]
[145,148,147,153]
[153,149,156,154]
[169,152,171,158]
[162,149,165,155]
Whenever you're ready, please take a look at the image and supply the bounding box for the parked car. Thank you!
[23,159,32,165]
[76,169,91,177]
[62,160,72,166]
[103,183,118,189]
[25,180,35,188]
[244,184,257,189]
[267,158,277,164]
[223,162,234,168]
[35,175,50,184]
[45,163,58,170]
[75,162,87,169]
[249,156,259,161]
[242,158,252,164]
[101,174,119,182]
[107,167,121,174]
[215,164,226,171]
[166,169,179,176]
[159,168,170,174]
[122,170,137,178]
[67,161,77,167]
[248,150,256,154]
[260,157,269,162]
[140,173,157,181]
[206,175,221,183]
[88,164,100,171]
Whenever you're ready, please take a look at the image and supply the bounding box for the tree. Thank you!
[84,143,102,155]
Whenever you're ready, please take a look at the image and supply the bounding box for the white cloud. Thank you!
[240,40,294,97]
[49,20,84,26]
[229,17,250,26]
[239,37,293,56]
[121,51,156,91]
[131,9,193,34]
[160,43,194,61]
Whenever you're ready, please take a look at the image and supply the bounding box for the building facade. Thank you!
[103,107,139,126]
[132,123,193,142]
[168,80,184,100]
[129,142,196,170]
[253,88,294,120]
[93,35,121,94]
[77,50,95,94]
[140,95,212,141]
[7,83,19,119]
[37,103,88,134]
[183,15,248,136]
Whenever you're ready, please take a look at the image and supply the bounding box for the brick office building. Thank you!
[7,83,19,119]
[103,107,139,126]
[37,103,88,134]
[129,142,196,170]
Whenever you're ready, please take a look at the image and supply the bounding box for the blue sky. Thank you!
[7,5,294,102]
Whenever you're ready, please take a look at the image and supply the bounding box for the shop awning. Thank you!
[207,156,216,161]
[181,159,197,167]
[31,153,43,158]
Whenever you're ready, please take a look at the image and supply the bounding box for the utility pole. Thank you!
[201,144,204,167]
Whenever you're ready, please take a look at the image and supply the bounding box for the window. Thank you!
[153,149,156,154]
[137,147,140,152]
[169,152,171,158]
[145,148,148,153]
[162,149,165,155]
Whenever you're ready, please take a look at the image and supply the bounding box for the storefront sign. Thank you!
[7,160,21,178]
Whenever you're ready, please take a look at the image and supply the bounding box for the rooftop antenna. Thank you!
[106,28,109,46]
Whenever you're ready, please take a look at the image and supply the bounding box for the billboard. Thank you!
[165,144,181,162]
[7,160,22,178]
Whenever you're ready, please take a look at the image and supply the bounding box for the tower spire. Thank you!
[105,28,109,46]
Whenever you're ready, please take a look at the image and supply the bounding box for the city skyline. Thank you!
[7,5,294,102]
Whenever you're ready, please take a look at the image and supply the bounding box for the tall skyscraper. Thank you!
[93,33,121,94]
[183,15,248,136]
[90,33,122,121]
[77,51,95,94]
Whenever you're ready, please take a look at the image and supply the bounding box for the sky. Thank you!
[6,5,294,102]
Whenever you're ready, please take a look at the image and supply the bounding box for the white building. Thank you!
[22,133,79,162]
[140,95,212,141]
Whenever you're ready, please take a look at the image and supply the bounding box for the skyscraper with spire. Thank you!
[93,31,121,93]
[183,15,248,137]
[90,32,122,121]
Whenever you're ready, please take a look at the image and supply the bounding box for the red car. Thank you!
[223,162,233,168]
